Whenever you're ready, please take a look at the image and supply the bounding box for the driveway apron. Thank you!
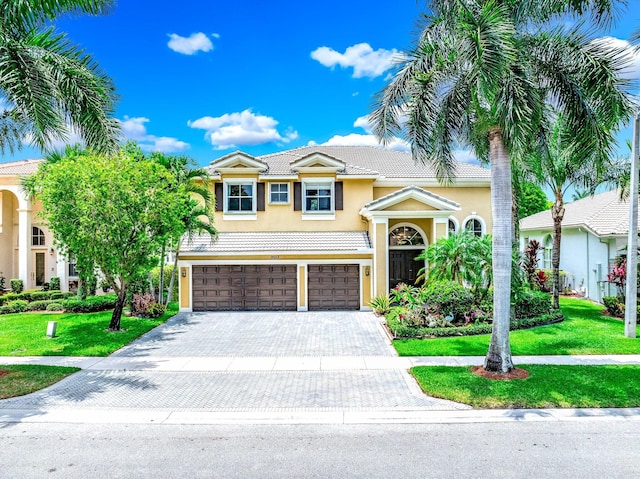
[0,311,468,417]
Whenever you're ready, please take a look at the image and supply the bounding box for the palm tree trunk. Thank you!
[551,190,564,309]
[484,128,515,373]
[165,239,181,306]
[159,243,166,303]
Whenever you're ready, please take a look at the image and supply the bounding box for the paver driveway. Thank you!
[0,311,468,418]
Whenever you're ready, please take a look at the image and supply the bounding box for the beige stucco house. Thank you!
[177,146,492,312]
[0,159,77,292]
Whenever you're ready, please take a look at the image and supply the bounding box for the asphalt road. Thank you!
[2,420,639,478]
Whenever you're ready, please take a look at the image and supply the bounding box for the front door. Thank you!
[389,250,422,289]
[34,252,45,287]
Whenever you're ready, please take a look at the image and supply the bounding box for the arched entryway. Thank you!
[388,224,426,289]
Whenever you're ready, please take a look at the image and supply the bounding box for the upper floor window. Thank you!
[304,182,333,212]
[464,217,484,237]
[226,182,255,213]
[269,183,289,204]
[32,226,45,246]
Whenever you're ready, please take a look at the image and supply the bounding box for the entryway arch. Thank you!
[388,223,427,289]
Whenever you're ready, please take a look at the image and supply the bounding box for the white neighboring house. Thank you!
[519,189,635,303]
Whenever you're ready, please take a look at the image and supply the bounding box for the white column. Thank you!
[17,202,32,288]
[56,254,68,292]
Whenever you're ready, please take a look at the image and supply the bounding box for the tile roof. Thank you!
[0,159,43,176]
[181,231,372,253]
[520,189,633,236]
[208,146,490,180]
[363,184,460,210]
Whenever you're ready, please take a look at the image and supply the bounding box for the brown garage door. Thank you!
[192,265,297,311]
[308,264,360,310]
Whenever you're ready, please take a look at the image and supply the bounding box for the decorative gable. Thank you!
[289,152,346,174]
[360,185,460,219]
[209,151,268,174]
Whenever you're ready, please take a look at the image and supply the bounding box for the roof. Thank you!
[180,231,372,254]
[520,189,633,237]
[207,146,491,180]
[0,159,43,176]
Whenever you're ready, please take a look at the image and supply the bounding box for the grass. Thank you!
[411,364,640,408]
[393,298,640,356]
[0,302,179,356]
[0,365,80,399]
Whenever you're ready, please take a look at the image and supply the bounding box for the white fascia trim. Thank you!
[366,192,460,213]
[258,175,298,181]
[217,167,264,175]
[295,166,342,174]
[290,153,346,170]
[179,249,374,257]
[373,179,491,187]
[336,174,379,180]
[360,210,454,220]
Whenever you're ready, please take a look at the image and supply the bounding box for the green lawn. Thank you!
[0,365,80,399]
[393,298,640,356]
[0,303,178,356]
[411,364,640,408]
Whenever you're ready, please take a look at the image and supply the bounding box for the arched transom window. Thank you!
[464,218,483,237]
[389,226,424,247]
[32,226,45,246]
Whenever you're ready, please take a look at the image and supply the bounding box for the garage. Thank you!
[307,264,360,310]
[192,265,297,311]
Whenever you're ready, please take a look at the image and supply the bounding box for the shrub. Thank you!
[0,293,20,306]
[46,302,64,312]
[27,300,54,311]
[50,292,74,301]
[0,271,5,291]
[602,296,624,318]
[422,280,474,321]
[131,293,166,318]
[10,279,24,294]
[0,299,28,314]
[515,290,552,319]
[63,295,117,313]
[369,294,391,316]
[49,277,61,291]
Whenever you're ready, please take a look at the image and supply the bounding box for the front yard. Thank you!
[393,298,640,356]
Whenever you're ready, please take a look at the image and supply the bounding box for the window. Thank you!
[269,183,289,204]
[304,182,332,212]
[389,226,424,246]
[68,261,78,277]
[464,218,483,237]
[543,235,553,269]
[226,182,254,212]
[448,218,458,234]
[32,226,45,246]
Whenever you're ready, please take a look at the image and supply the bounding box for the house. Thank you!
[177,145,492,312]
[0,159,77,292]
[519,188,635,302]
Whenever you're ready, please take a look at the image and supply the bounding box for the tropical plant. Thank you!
[0,0,119,155]
[523,239,543,289]
[369,294,391,316]
[370,0,631,372]
[416,231,492,298]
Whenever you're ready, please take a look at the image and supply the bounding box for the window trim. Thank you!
[302,178,334,215]
[462,215,486,237]
[269,182,290,205]
[447,216,459,236]
[32,226,45,246]
[223,179,257,215]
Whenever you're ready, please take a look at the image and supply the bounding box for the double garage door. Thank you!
[192,264,359,311]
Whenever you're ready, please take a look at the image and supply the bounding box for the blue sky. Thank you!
[2,0,639,167]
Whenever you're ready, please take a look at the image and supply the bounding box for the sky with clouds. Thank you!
[1,0,639,166]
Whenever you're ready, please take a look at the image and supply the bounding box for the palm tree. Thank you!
[0,0,119,154]
[522,116,621,309]
[371,0,631,372]
[152,153,217,306]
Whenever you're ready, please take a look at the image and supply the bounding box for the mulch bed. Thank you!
[471,366,530,380]
[0,369,10,379]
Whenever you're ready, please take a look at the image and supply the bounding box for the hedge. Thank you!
[61,295,117,313]
[387,310,565,339]
[0,290,74,306]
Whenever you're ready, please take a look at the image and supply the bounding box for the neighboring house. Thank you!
[519,188,635,303]
[0,159,77,292]
[177,146,492,312]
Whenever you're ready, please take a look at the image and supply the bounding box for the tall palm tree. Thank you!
[522,116,620,309]
[371,0,631,372]
[0,0,119,155]
[152,152,217,306]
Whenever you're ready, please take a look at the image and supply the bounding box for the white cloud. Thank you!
[453,149,479,165]
[593,37,640,81]
[188,109,298,149]
[119,116,190,153]
[168,32,214,55]
[212,32,221,39]
[315,133,410,152]
[353,115,372,132]
[310,42,398,78]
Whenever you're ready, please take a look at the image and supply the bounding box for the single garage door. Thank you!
[192,265,297,311]
[307,264,360,310]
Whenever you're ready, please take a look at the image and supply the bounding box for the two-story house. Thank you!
[0,159,78,292]
[177,145,492,312]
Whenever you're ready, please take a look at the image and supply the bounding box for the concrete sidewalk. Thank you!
[1,354,640,370]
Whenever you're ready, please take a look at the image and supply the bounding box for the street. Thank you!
[2,420,639,478]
